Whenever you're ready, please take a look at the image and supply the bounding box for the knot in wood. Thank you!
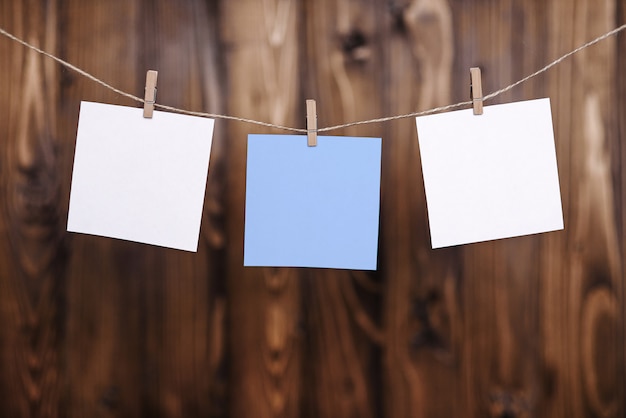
[341,30,371,62]
[488,389,531,418]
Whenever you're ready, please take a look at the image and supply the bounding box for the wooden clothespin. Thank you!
[469,67,483,115]
[143,70,158,118]
[306,99,317,147]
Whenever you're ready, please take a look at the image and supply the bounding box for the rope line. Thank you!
[1,23,625,134]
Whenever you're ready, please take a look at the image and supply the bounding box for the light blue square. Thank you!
[244,134,382,270]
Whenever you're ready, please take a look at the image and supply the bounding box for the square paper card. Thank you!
[244,134,382,270]
[67,101,214,252]
[415,98,563,248]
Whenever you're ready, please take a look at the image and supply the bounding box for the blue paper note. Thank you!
[244,134,382,270]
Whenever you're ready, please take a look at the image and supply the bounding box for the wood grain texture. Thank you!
[381,1,460,418]
[221,1,302,417]
[0,1,65,416]
[0,0,624,417]
[541,1,624,417]
[618,2,626,415]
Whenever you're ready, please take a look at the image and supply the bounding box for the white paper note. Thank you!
[67,101,214,251]
[415,98,563,248]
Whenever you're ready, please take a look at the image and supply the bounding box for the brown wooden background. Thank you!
[1,0,625,417]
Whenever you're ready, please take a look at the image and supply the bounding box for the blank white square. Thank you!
[415,98,563,248]
[67,101,214,251]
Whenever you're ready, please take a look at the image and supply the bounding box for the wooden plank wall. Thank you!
[0,0,623,417]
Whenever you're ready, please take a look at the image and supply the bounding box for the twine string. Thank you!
[1,23,625,134]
